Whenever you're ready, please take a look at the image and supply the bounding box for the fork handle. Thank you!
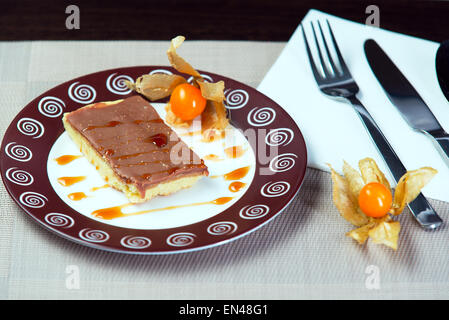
[347,95,443,230]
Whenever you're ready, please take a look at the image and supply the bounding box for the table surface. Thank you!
[1,38,449,299]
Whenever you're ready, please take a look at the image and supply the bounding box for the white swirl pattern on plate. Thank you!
[120,235,152,249]
[38,96,65,118]
[224,89,249,109]
[44,213,75,228]
[79,228,110,243]
[106,73,133,95]
[166,232,196,247]
[187,74,213,83]
[269,153,298,173]
[239,204,270,219]
[261,181,290,197]
[19,191,48,208]
[68,82,96,104]
[17,118,44,139]
[265,128,294,146]
[149,69,173,75]
[207,221,238,235]
[5,167,34,186]
[247,107,276,127]
[4,142,32,162]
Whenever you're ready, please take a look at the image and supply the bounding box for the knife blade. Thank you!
[364,39,449,162]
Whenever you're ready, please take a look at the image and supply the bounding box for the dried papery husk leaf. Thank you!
[368,216,400,250]
[328,164,370,227]
[197,80,226,103]
[341,161,370,223]
[391,167,437,215]
[126,74,186,101]
[346,221,376,244]
[167,35,202,79]
[342,160,365,202]
[163,35,230,135]
[358,157,391,190]
[197,80,228,139]
[200,100,229,142]
[213,101,228,129]
[347,215,400,249]
[125,80,136,91]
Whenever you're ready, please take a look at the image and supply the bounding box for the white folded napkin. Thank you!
[258,9,449,202]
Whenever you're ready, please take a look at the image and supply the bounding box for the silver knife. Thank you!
[364,39,449,163]
[364,39,443,230]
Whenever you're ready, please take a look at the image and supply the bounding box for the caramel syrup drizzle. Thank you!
[133,119,164,125]
[68,192,88,201]
[201,131,226,143]
[118,161,166,168]
[57,176,86,187]
[210,166,250,180]
[54,155,83,165]
[145,133,168,148]
[96,137,144,146]
[92,196,234,220]
[113,149,169,161]
[90,184,110,192]
[224,146,246,159]
[203,154,223,162]
[228,181,246,193]
[140,163,205,180]
[83,120,122,131]
[223,166,250,180]
[83,119,164,132]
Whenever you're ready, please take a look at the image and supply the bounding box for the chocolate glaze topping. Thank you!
[65,95,208,197]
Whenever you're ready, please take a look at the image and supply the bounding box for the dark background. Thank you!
[1,0,449,42]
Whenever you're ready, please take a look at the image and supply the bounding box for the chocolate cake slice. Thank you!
[62,95,208,203]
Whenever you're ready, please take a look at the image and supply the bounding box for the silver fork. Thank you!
[302,20,442,230]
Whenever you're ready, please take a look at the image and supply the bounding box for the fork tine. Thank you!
[326,20,350,75]
[310,21,331,78]
[301,23,323,81]
[317,20,338,76]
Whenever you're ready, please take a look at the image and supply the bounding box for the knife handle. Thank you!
[347,95,443,230]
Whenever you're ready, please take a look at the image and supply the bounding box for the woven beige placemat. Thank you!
[0,40,448,299]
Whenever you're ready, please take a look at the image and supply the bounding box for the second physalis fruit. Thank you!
[329,158,437,250]
[358,182,392,218]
